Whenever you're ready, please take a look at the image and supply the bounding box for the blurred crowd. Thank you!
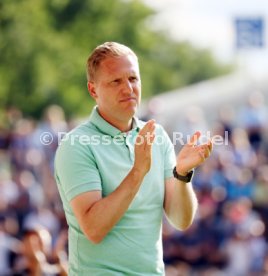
[0,105,69,275]
[162,90,268,276]
[0,89,268,275]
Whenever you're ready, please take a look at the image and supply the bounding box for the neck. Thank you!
[98,109,133,132]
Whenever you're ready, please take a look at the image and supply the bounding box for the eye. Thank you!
[129,76,138,82]
[111,79,121,85]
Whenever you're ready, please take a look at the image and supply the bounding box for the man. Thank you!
[54,42,212,275]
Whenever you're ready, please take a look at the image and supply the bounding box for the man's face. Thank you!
[88,54,141,126]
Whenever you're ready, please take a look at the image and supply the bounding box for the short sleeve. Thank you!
[55,134,102,202]
[162,127,176,179]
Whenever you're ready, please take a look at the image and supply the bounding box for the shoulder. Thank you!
[57,121,98,148]
[55,121,99,164]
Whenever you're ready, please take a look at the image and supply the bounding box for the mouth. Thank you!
[119,97,137,103]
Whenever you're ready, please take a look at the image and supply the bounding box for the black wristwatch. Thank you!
[173,167,194,183]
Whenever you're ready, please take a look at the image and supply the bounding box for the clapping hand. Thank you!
[176,131,213,176]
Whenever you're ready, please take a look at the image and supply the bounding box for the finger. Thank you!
[199,144,211,159]
[145,133,155,150]
[207,139,213,152]
[139,120,155,136]
[188,131,201,146]
[198,151,205,162]
[142,125,155,141]
[143,126,155,149]
[139,122,155,144]
[144,119,155,128]
[203,146,210,158]
[136,127,155,149]
[201,141,212,156]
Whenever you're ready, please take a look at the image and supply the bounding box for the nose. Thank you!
[122,80,133,94]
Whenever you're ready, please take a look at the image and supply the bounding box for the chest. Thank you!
[90,135,165,208]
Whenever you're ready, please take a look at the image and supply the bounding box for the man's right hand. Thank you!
[133,120,155,175]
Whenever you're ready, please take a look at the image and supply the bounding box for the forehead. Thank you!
[96,54,139,79]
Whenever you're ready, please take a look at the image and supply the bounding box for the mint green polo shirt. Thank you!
[54,107,176,275]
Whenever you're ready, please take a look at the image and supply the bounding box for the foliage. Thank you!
[0,0,231,119]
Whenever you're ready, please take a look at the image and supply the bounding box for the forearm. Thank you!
[72,120,155,244]
[82,168,145,243]
[166,180,198,230]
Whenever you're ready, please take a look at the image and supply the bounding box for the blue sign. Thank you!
[235,18,265,48]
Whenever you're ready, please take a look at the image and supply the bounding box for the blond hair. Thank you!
[86,42,138,81]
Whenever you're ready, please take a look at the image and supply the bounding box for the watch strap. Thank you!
[173,167,194,183]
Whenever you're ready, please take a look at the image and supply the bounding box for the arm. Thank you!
[71,168,144,244]
[70,120,155,244]
[164,131,212,230]
[164,178,198,230]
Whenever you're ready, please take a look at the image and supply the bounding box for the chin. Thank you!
[118,102,138,118]
[126,105,137,115]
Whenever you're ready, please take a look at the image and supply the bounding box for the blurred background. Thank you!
[0,0,268,275]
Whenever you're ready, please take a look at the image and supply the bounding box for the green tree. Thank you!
[0,0,231,119]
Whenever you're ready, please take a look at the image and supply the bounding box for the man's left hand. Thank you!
[175,131,212,176]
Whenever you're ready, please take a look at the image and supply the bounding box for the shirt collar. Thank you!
[89,106,141,137]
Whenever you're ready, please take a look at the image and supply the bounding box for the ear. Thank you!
[87,81,98,99]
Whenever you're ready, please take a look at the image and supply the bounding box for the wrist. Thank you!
[175,166,188,176]
[131,166,146,180]
[173,166,194,183]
